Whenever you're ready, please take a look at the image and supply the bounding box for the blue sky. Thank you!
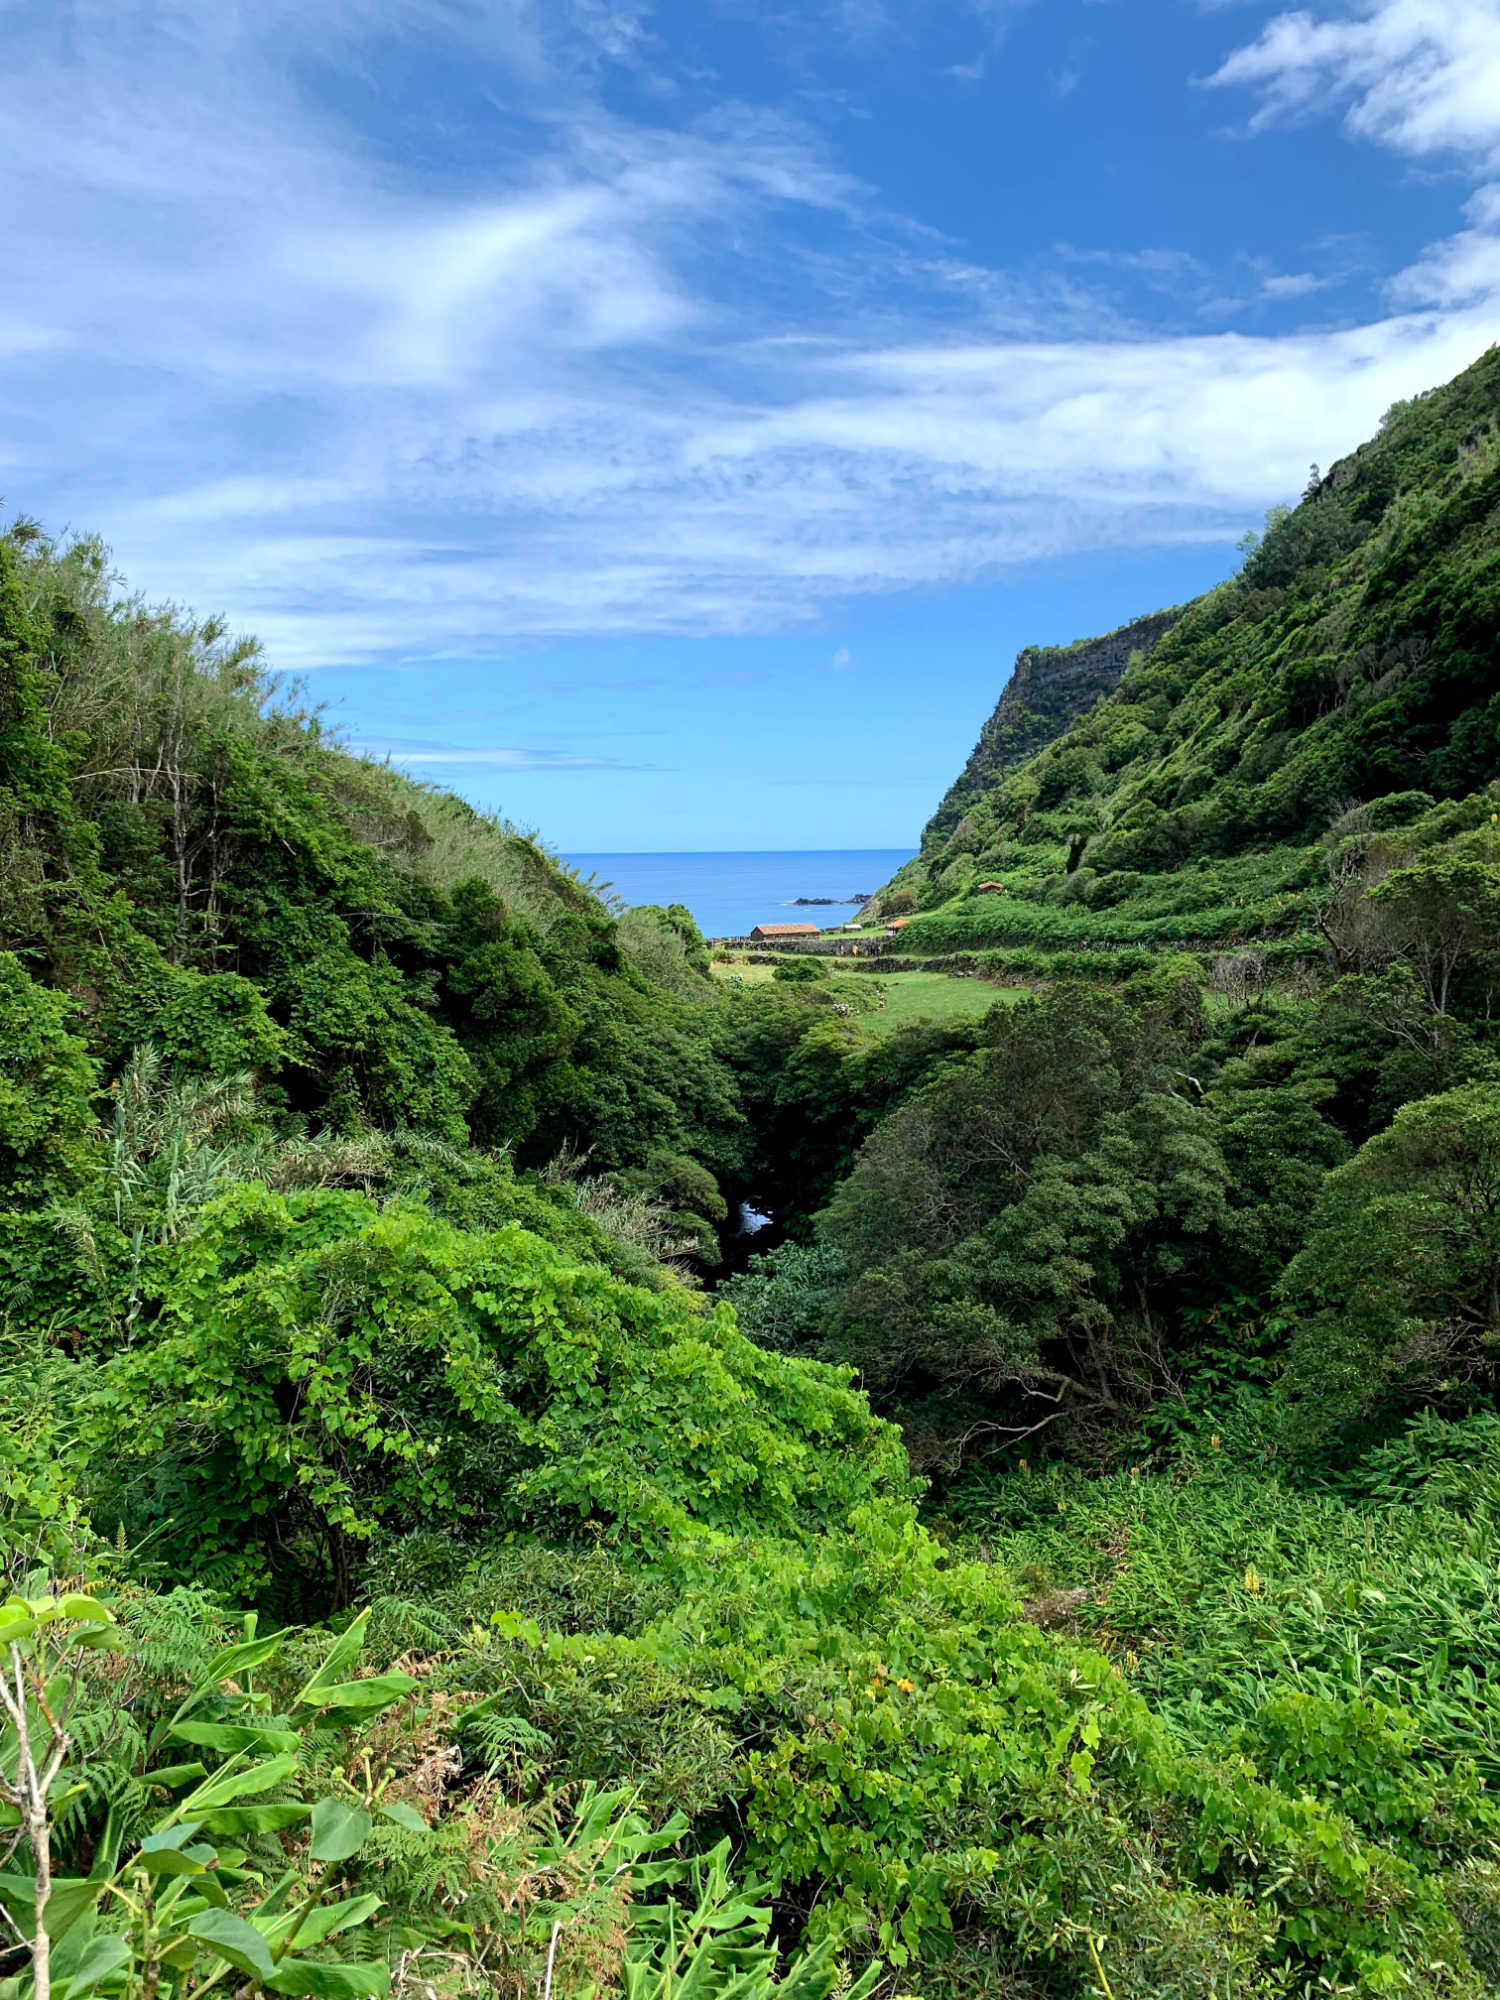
[5,1,1500,850]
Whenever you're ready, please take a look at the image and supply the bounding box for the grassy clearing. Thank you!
[710,958,780,984]
[856,969,1022,1034]
[711,958,1025,1028]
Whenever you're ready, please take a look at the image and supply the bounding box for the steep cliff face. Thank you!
[920,606,1182,852]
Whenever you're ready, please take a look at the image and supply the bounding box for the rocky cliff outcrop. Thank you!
[920,606,1182,851]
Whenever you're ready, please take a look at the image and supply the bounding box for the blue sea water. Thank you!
[564,849,916,941]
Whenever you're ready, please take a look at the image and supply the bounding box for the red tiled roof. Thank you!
[751,922,821,936]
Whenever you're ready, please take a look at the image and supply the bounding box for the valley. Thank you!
[5,345,1500,1998]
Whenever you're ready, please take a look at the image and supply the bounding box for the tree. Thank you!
[722,1241,845,1356]
[1369,845,1500,1016]
[0,529,100,961]
[0,957,99,1204]
[438,877,579,1147]
[622,903,711,978]
[1280,1083,1500,1440]
[823,991,1130,1281]
[832,1091,1227,1463]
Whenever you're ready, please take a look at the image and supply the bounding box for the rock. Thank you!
[920,608,1183,851]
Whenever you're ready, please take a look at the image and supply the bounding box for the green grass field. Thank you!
[709,958,779,984]
[857,969,1021,1033]
[711,958,1023,1029]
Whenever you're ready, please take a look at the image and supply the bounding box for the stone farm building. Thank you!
[748,923,821,942]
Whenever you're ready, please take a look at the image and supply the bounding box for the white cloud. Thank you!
[1205,2,1500,389]
[1208,0,1500,166]
[1,0,1498,674]
[1260,270,1333,298]
[352,738,640,768]
[830,646,855,669]
[1393,184,1500,304]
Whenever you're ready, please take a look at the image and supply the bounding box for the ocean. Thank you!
[564,849,916,941]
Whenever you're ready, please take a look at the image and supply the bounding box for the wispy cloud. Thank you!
[352,736,648,769]
[1059,244,1210,296]
[1,0,1497,676]
[1058,242,1359,317]
[1206,0,1500,166]
[1259,270,1336,299]
[830,646,855,670]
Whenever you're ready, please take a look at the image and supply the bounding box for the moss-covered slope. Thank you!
[870,342,1500,962]
[922,605,1183,851]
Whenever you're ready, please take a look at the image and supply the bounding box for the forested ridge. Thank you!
[869,344,1500,977]
[5,343,1500,2000]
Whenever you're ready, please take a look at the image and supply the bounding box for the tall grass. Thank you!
[953,1411,1500,1782]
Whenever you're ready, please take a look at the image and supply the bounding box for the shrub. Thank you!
[91,1186,907,1601]
[0,953,99,1203]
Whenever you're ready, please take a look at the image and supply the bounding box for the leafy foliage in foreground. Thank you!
[13,1458,1500,2000]
[0,1573,868,2000]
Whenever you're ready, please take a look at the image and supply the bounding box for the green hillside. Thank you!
[9,347,1500,2000]
[0,522,752,1266]
[911,604,1183,855]
[869,344,1500,978]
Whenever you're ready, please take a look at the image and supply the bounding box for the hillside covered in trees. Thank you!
[5,343,1500,2000]
[911,606,1184,855]
[868,345,1500,979]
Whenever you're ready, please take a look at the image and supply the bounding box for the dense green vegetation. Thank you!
[870,348,1500,976]
[918,608,1184,853]
[6,342,1500,1999]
